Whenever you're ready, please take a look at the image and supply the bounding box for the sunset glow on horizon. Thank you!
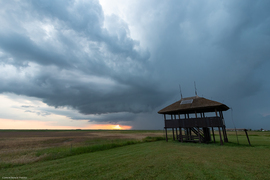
[85,124,132,130]
[0,119,132,130]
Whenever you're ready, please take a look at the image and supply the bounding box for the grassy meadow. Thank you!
[0,130,270,179]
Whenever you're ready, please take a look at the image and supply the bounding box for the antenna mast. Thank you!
[194,81,197,96]
[179,84,183,99]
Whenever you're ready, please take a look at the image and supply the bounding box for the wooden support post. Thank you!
[212,127,216,143]
[180,127,183,142]
[244,129,251,146]
[185,128,188,140]
[198,127,201,143]
[222,126,228,142]
[172,128,175,140]
[222,126,226,143]
[188,128,190,141]
[224,129,229,142]
[165,128,168,142]
[164,114,168,142]
[218,127,223,145]
[189,128,192,140]
[185,128,189,140]
[224,126,228,142]
[220,111,228,142]
[176,128,178,140]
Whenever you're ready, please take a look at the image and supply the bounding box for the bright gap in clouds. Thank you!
[0,93,132,130]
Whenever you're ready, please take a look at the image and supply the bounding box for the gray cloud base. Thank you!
[0,0,270,129]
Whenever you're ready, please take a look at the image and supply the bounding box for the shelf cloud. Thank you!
[0,0,270,129]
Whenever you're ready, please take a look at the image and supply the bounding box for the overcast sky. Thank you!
[0,0,269,130]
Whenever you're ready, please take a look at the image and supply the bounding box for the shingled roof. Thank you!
[158,96,229,114]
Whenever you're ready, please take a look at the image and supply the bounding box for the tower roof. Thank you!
[158,96,229,114]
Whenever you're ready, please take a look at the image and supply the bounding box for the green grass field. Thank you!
[0,130,270,179]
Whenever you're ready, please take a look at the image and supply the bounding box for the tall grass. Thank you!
[0,136,165,169]
[1,139,270,179]
[37,137,165,161]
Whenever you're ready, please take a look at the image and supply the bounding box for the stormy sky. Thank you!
[0,0,270,130]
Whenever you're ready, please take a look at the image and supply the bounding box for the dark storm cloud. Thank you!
[127,0,270,129]
[1,0,270,129]
[0,0,170,122]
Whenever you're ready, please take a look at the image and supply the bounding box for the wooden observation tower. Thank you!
[158,96,229,145]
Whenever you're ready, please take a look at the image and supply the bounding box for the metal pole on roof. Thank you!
[179,84,183,99]
[194,81,197,96]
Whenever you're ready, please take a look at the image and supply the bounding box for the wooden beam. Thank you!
[222,126,228,142]
[218,127,223,145]
[222,126,226,143]
[212,127,216,143]
[164,114,168,142]
[165,128,168,142]
[172,128,175,140]
[198,127,201,143]
[180,127,183,142]
[189,128,192,140]
[224,127,228,142]
[176,128,178,140]
[244,129,251,146]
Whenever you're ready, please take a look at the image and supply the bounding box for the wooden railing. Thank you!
[165,117,223,128]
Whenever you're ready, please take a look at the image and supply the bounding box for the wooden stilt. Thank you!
[220,111,228,142]
[244,129,251,146]
[180,127,183,142]
[222,126,226,143]
[218,127,223,145]
[189,128,192,140]
[164,114,167,142]
[176,128,178,140]
[212,127,216,143]
[224,127,228,142]
[198,127,201,143]
[172,128,175,140]
[185,128,188,140]
[185,128,189,140]
[165,128,168,142]
[222,126,228,142]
